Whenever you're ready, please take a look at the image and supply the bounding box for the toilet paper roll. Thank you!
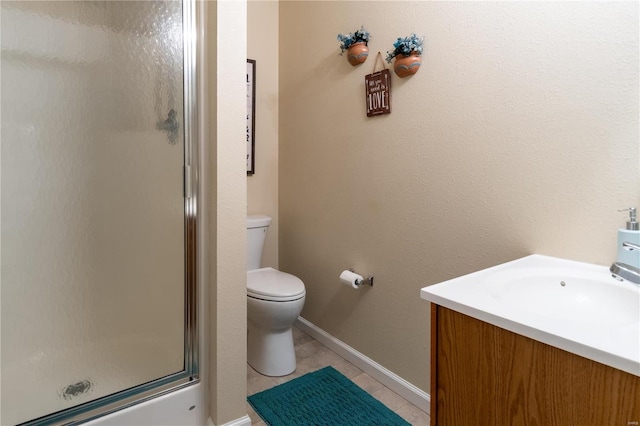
[340,270,363,289]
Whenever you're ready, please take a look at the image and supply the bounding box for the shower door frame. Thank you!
[19,1,200,425]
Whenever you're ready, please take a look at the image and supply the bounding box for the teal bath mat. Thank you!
[247,366,411,426]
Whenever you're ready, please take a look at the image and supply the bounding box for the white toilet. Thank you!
[246,215,306,376]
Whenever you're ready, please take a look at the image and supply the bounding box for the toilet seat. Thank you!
[247,267,305,302]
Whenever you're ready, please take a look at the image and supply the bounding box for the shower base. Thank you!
[1,334,198,425]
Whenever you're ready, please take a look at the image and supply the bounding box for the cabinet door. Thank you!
[433,306,640,425]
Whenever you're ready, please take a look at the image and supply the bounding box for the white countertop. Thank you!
[421,254,640,377]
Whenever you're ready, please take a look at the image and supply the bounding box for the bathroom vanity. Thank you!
[421,255,640,426]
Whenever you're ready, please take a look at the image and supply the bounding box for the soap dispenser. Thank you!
[617,207,640,269]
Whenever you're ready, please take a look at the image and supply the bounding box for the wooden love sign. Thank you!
[365,53,391,117]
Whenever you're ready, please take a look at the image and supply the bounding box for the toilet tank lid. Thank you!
[247,215,272,229]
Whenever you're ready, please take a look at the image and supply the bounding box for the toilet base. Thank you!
[247,325,296,377]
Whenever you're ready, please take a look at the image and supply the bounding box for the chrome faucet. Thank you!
[610,241,640,285]
[610,262,640,285]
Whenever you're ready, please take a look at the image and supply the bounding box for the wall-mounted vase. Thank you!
[347,42,369,66]
[393,52,421,77]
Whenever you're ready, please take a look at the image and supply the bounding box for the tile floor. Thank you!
[246,325,430,425]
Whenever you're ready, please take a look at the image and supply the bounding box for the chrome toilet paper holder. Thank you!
[349,269,374,287]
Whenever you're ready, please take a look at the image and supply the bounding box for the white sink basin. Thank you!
[421,254,640,377]
[487,267,639,326]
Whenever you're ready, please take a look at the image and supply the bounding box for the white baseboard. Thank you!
[207,415,251,426]
[295,317,430,414]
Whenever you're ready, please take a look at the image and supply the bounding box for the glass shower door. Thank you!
[0,1,197,424]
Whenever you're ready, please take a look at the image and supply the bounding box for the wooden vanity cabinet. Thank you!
[431,305,640,426]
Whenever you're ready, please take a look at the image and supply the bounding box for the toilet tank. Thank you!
[247,215,272,270]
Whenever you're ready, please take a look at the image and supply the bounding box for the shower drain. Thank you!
[59,379,94,400]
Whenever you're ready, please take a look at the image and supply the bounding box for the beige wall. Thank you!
[279,1,639,392]
[247,1,280,269]
[206,1,248,424]
[206,1,278,422]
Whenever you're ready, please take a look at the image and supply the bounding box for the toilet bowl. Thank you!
[246,215,306,377]
[247,267,305,376]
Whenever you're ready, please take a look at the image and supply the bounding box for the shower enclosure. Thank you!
[1,1,200,424]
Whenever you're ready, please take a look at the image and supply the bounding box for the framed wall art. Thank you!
[247,59,256,175]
